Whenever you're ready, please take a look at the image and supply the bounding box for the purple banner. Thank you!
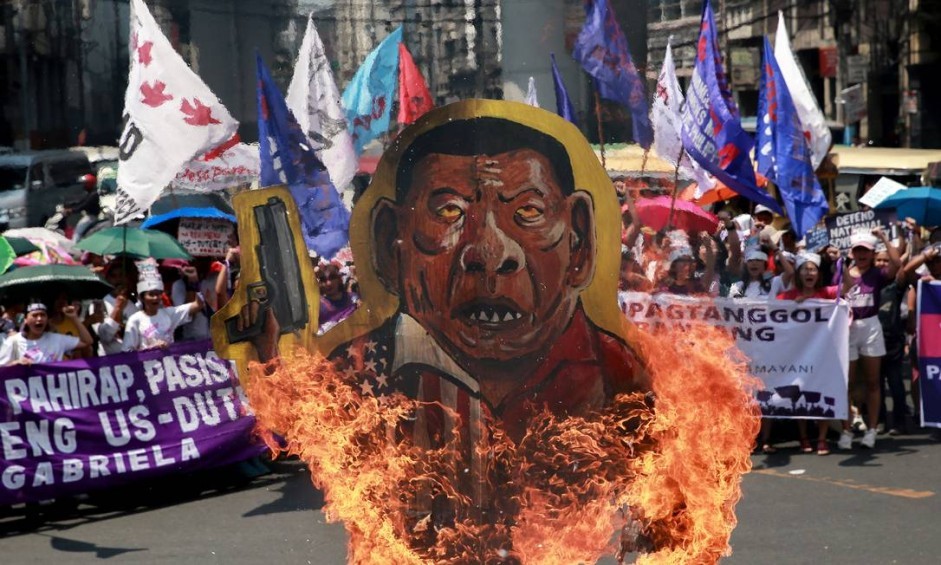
[0,339,265,506]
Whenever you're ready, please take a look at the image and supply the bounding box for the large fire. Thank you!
[246,322,760,564]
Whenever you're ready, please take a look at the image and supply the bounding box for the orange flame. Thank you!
[245,321,759,564]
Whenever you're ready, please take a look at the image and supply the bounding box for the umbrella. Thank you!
[874,187,941,226]
[74,227,191,260]
[0,264,113,302]
[12,239,78,267]
[141,206,237,230]
[5,236,40,256]
[634,196,719,234]
[3,227,73,251]
[0,237,12,274]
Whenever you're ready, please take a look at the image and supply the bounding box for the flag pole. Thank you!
[594,86,606,170]
[666,146,684,230]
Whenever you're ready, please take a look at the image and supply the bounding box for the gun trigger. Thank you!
[249,284,269,304]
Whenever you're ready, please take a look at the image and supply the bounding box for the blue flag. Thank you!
[572,0,652,149]
[681,0,781,214]
[341,27,402,154]
[257,53,350,259]
[551,53,578,126]
[756,38,828,236]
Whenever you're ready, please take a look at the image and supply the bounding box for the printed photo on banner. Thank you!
[619,292,850,419]
[0,340,264,506]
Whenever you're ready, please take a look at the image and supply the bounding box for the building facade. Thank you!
[0,0,658,151]
[646,0,941,149]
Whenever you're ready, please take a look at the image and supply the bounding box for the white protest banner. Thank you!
[177,218,235,257]
[858,177,907,209]
[171,143,260,192]
[619,292,850,419]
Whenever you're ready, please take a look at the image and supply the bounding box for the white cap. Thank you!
[137,278,164,295]
[754,204,775,216]
[669,247,695,263]
[745,248,768,263]
[849,231,878,250]
[136,258,164,295]
[795,252,821,271]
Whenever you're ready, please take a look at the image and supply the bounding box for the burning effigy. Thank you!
[214,101,760,563]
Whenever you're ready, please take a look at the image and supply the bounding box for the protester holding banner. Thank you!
[903,237,941,428]
[728,248,775,299]
[840,229,902,449]
[776,252,848,455]
[0,302,93,366]
[123,261,205,352]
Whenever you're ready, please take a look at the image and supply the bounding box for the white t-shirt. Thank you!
[769,274,792,298]
[91,294,140,356]
[0,332,81,365]
[171,278,215,341]
[122,305,193,351]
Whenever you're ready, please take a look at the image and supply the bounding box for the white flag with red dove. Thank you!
[115,0,238,223]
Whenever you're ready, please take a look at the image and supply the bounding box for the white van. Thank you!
[0,150,95,229]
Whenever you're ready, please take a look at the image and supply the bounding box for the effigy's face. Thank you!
[393,149,590,363]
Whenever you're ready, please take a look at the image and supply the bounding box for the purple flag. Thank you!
[572,0,652,148]
[258,53,351,259]
[551,53,578,126]
[756,37,828,236]
[681,0,781,213]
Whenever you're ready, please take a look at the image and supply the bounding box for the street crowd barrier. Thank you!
[0,339,265,506]
[619,292,851,420]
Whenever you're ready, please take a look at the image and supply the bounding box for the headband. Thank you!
[26,303,47,314]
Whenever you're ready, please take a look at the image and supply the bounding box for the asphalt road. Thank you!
[3,430,940,564]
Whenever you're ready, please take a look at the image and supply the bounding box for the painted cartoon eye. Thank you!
[436,203,464,222]
[515,205,544,222]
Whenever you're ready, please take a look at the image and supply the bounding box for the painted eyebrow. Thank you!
[498,186,545,202]
[429,187,473,201]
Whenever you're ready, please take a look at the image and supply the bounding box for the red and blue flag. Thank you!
[681,0,781,213]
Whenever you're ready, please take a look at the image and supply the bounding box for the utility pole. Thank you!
[473,0,485,98]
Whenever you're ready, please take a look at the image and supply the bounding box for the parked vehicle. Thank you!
[0,150,96,230]
[826,146,941,212]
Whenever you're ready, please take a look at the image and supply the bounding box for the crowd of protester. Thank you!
[617,187,941,454]
[3,183,938,458]
[0,238,362,365]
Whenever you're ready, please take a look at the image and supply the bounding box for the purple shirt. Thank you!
[319,292,358,327]
[843,267,889,320]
